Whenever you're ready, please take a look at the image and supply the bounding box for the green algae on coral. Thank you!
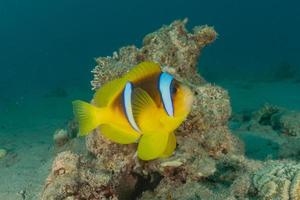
[0,148,7,159]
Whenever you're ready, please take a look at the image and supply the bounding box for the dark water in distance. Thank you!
[0,0,299,93]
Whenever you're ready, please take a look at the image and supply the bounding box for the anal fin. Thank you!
[99,124,140,144]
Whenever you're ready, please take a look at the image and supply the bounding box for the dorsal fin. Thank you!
[93,61,161,107]
[93,78,125,107]
[132,88,157,120]
[124,61,161,82]
[132,87,159,132]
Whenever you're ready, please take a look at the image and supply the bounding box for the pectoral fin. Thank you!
[132,87,159,132]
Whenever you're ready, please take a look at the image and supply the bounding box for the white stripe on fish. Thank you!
[158,72,174,117]
[123,82,141,132]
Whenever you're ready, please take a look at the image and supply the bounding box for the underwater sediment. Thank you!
[41,19,300,200]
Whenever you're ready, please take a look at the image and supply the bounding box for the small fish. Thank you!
[73,62,193,160]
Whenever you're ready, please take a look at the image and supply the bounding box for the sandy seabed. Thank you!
[0,80,299,199]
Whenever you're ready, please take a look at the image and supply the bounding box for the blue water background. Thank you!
[0,0,299,95]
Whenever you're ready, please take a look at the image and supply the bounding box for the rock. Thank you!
[253,161,300,200]
[41,151,118,200]
[90,19,217,90]
[53,129,69,147]
[276,111,300,137]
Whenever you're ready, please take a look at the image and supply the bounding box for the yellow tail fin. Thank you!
[72,100,108,136]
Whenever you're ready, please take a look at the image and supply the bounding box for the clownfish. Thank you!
[72,62,193,160]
